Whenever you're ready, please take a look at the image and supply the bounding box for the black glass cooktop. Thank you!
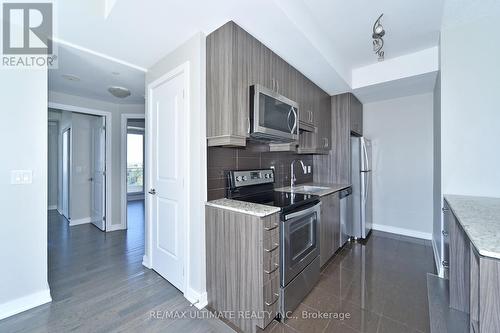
[232,190,319,212]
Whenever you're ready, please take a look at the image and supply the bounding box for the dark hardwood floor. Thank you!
[1,203,434,333]
[0,201,232,333]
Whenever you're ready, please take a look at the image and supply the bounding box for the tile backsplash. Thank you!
[207,142,313,200]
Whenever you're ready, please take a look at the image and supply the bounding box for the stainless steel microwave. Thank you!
[249,84,299,142]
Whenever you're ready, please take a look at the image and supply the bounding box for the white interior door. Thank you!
[149,70,186,291]
[91,117,106,231]
[62,128,70,219]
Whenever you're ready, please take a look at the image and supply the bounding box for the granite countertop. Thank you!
[205,198,281,217]
[445,194,500,259]
[275,182,351,197]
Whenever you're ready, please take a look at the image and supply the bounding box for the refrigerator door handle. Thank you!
[361,140,369,171]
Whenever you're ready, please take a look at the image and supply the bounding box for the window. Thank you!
[127,133,144,194]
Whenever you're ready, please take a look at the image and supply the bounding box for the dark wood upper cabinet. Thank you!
[349,94,363,136]
[207,21,332,153]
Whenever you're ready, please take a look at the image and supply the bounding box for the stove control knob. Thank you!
[236,176,242,182]
[242,176,247,181]
[265,174,269,178]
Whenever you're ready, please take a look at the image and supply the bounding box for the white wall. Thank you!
[363,93,434,238]
[49,91,145,229]
[440,13,500,197]
[145,32,207,308]
[0,68,51,319]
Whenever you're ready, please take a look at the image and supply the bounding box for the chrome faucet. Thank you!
[290,159,307,188]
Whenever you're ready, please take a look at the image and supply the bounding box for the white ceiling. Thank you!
[301,0,444,70]
[52,0,445,102]
[49,42,145,104]
[353,72,438,103]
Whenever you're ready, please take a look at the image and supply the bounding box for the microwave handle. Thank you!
[287,108,293,133]
[290,107,297,134]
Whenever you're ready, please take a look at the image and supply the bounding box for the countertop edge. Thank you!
[205,199,281,218]
[444,194,500,260]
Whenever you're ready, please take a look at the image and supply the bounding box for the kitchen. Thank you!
[1,1,500,332]
[204,21,422,333]
[203,15,500,333]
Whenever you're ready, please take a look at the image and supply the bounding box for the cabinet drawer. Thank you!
[263,227,279,253]
[263,250,280,281]
[263,270,280,327]
[263,214,279,231]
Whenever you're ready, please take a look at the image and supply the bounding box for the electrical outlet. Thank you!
[11,170,33,184]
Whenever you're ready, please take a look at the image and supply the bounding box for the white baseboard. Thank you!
[107,224,126,232]
[432,238,443,277]
[47,205,57,211]
[184,288,208,310]
[142,254,152,269]
[69,217,92,226]
[372,224,432,240]
[0,288,51,320]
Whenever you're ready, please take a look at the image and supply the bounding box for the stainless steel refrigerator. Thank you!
[350,137,373,239]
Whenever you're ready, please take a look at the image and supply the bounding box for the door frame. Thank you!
[120,113,146,230]
[61,127,71,219]
[144,62,190,296]
[49,102,113,231]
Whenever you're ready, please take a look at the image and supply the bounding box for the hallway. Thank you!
[0,202,231,333]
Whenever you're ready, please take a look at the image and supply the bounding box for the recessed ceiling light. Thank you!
[61,74,81,82]
[108,86,131,99]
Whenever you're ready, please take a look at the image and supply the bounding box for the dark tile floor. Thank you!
[261,231,435,333]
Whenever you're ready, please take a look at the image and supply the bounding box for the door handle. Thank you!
[148,189,157,195]
[88,177,94,182]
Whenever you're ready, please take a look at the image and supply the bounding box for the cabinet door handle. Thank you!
[264,225,278,231]
[276,80,280,94]
[264,243,279,252]
[442,230,449,237]
[265,293,279,306]
[264,263,279,274]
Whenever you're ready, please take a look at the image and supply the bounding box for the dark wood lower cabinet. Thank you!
[205,206,280,333]
[449,210,470,313]
[446,198,500,333]
[319,192,340,267]
[471,250,500,333]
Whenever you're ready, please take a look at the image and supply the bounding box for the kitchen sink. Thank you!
[292,185,330,193]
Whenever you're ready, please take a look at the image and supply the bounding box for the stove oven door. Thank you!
[281,203,320,286]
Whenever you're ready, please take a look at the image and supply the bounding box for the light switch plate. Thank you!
[307,166,311,174]
[11,170,33,184]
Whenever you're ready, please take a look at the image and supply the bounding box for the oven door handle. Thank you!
[284,203,320,221]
